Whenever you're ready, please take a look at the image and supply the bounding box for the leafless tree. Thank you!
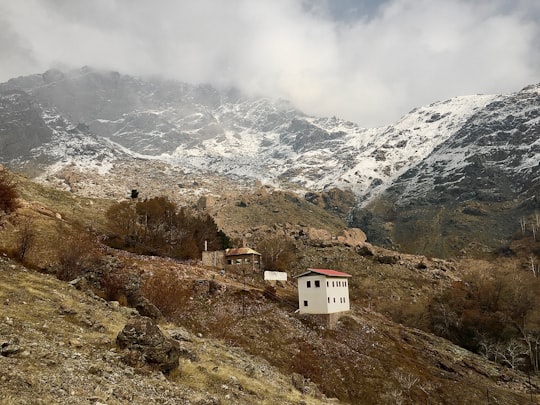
[520,216,527,234]
[257,235,296,271]
[496,339,527,369]
[17,218,35,262]
[521,332,540,373]
[529,256,538,277]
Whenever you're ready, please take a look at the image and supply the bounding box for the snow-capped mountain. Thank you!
[387,84,540,205]
[352,84,539,257]
[0,67,507,204]
[1,67,538,257]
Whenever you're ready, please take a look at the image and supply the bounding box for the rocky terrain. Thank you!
[353,84,540,257]
[0,67,538,258]
[0,256,329,405]
[1,169,540,404]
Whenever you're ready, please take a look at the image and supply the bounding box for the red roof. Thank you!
[295,268,352,278]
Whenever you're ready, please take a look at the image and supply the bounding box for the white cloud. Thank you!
[0,0,539,126]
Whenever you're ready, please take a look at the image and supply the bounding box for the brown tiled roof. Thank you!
[225,247,261,256]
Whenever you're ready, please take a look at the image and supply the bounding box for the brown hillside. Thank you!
[1,169,539,403]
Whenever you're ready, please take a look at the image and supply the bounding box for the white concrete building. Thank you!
[295,268,352,314]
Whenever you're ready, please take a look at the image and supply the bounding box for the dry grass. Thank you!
[2,167,540,404]
[171,339,316,405]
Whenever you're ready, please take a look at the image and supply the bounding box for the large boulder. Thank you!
[336,228,367,247]
[116,316,180,373]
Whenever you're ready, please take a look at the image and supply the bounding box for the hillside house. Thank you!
[295,268,351,316]
[202,247,262,272]
[225,247,262,271]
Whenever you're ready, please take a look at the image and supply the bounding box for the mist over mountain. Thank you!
[1,67,538,257]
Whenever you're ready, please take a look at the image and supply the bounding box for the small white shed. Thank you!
[295,268,352,315]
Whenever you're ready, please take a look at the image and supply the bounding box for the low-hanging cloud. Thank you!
[0,0,539,126]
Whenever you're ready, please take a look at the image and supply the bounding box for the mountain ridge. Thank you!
[1,67,539,257]
[0,67,504,200]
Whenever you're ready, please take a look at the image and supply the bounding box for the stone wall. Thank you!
[201,250,226,268]
[299,311,349,329]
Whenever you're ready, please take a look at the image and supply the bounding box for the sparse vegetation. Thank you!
[0,168,19,214]
[2,168,540,404]
[55,227,102,281]
[105,196,227,260]
[429,265,540,372]
[257,235,297,271]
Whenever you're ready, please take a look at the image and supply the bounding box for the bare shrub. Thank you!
[0,169,18,214]
[16,218,35,262]
[55,230,101,281]
[141,268,191,319]
[101,267,132,305]
[290,340,322,381]
[429,266,540,371]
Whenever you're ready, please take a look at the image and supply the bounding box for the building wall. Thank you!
[325,276,350,314]
[297,275,350,314]
[201,250,226,267]
[264,271,288,281]
[202,251,262,271]
[225,254,261,272]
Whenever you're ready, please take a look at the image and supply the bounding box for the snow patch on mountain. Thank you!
[1,68,537,208]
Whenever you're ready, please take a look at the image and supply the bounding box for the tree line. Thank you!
[429,266,540,372]
[105,196,229,260]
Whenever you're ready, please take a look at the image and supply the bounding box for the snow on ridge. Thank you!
[11,69,536,206]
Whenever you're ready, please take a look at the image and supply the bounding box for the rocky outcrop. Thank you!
[116,316,180,373]
[0,90,52,162]
[126,290,163,321]
[336,228,367,247]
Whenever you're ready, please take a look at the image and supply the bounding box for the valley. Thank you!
[0,67,539,403]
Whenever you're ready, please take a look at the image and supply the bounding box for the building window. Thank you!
[303,300,308,307]
[332,281,335,287]
[327,281,329,287]
[245,258,250,263]
[227,260,232,265]
[307,280,311,288]
[315,280,320,288]
[333,298,336,303]
[344,281,347,287]
[328,297,330,303]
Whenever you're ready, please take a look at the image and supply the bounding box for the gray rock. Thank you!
[126,291,162,321]
[116,316,180,373]
[1,338,22,357]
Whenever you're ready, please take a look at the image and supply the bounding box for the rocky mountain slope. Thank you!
[0,256,330,405]
[0,67,500,200]
[353,84,540,257]
[1,172,539,404]
[0,67,538,257]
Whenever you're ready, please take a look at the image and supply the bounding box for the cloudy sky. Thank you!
[1,0,539,126]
